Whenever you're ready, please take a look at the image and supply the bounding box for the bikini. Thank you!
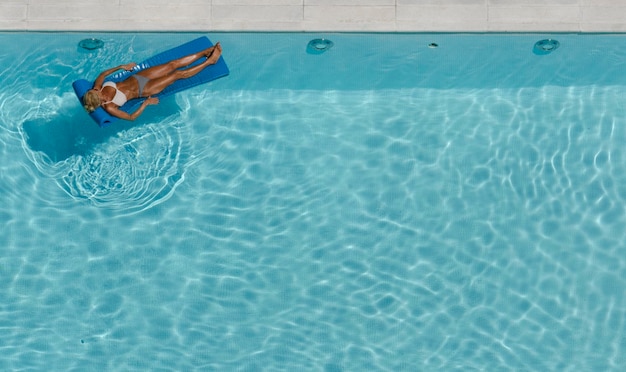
[101,75,150,106]
[133,75,150,97]
[102,81,128,106]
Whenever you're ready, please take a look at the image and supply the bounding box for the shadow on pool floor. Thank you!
[23,98,181,162]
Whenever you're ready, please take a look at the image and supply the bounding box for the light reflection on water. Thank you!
[1,33,626,371]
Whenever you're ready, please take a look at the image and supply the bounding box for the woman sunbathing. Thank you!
[83,42,222,121]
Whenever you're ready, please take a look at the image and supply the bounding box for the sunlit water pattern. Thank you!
[1,33,626,371]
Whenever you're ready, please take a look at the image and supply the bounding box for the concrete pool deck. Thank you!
[1,1,626,32]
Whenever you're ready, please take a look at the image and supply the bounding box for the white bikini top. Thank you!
[102,81,128,106]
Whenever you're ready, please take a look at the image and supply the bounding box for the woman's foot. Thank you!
[206,43,222,64]
[202,45,216,57]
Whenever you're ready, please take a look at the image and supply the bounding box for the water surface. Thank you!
[1,32,625,371]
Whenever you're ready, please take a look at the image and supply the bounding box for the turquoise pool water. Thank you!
[1,32,626,371]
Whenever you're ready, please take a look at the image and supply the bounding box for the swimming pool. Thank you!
[1,32,625,371]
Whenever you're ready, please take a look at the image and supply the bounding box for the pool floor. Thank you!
[1,32,625,371]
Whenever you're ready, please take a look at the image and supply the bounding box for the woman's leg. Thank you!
[141,43,222,97]
[137,43,220,80]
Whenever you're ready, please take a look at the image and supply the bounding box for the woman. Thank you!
[83,42,222,121]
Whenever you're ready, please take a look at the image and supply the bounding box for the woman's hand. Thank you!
[110,96,160,121]
[123,62,137,71]
[94,63,138,88]
[145,97,159,105]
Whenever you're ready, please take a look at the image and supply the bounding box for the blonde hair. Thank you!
[83,90,101,113]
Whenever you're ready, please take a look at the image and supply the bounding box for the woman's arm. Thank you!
[93,62,138,89]
[103,97,159,121]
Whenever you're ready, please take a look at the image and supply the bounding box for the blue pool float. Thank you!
[73,36,229,127]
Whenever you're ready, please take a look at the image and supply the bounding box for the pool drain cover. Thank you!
[533,39,559,55]
[79,38,104,50]
[307,38,334,54]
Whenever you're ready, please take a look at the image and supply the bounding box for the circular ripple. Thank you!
[60,120,188,213]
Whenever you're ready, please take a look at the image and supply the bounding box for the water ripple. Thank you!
[58,118,189,213]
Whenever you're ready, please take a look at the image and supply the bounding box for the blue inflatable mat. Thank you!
[73,36,228,127]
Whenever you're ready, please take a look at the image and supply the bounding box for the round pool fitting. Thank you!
[79,38,104,51]
[307,38,334,54]
[533,39,559,55]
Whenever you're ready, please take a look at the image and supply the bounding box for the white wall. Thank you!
[2,0,626,32]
